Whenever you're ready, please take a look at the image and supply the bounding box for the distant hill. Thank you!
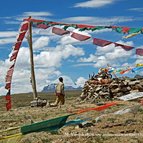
[41,84,82,93]
[134,74,143,79]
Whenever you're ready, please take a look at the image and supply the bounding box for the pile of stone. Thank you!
[79,77,143,103]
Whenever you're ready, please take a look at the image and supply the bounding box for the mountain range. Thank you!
[41,84,82,93]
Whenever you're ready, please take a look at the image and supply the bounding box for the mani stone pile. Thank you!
[79,76,143,103]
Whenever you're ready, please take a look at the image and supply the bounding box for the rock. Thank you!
[81,122,94,128]
[112,88,120,93]
[128,80,140,86]
[77,75,143,103]
[95,86,102,92]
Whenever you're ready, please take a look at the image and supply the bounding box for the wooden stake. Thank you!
[28,17,38,99]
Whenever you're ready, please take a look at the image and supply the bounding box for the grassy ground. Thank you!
[0,91,143,143]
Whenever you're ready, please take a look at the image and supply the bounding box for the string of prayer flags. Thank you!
[5,21,29,111]
[24,18,143,37]
[93,38,134,51]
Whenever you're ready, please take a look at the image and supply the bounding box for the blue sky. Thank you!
[0,0,143,95]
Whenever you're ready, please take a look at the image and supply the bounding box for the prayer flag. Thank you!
[136,48,143,56]
[52,27,70,35]
[71,32,90,41]
[114,43,134,51]
[17,31,27,41]
[10,50,18,61]
[5,90,11,111]
[93,38,112,47]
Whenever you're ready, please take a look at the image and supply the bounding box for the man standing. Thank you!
[53,77,65,107]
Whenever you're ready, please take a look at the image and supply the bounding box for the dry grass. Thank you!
[0,91,143,143]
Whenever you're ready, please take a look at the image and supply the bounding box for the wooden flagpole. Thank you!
[28,16,38,99]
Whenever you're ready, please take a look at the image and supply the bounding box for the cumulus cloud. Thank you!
[51,75,78,88]
[34,44,84,68]
[33,36,50,50]
[74,0,115,8]
[59,35,78,45]
[0,43,85,95]
[79,40,134,68]
[75,77,87,87]
[80,54,97,62]
[14,47,30,69]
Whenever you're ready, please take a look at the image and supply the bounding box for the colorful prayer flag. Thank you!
[136,63,143,67]
[136,48,143,56]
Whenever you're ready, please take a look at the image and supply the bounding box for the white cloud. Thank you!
[33,36,50,50]
[75,77,87,87]
[34,44,84,68]
[52,75,77,88]
[80,54,97,62]
[23,12,53,17]
[74,0,115,8]
[14,47,30,69]
[59,35,78,45]
[128,8,143,12]
[0,43,85,95]
[80,40,134,68]
[96,43,115,53]
[0,37,17,45]
[0,23,28,45]
[0,31,17,37]
[16,11,53,22]
[63,16,134,25]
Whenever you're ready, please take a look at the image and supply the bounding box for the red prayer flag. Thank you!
[5,75,12,82]
[7,68,14,77]
[114,43,134,51]
[5,90,12,111]
[5,82,11,89]
[120,68,131,74]
[37,24,49,29]
[13,41,22,50]
[5,95,11,100]
[74,102,117,114]
[136,48,143,56]
[76,24,95,29]
[52,27,70,35]
[17,31,27,41]
[5,90,11,100]
[10,50,18,61]
[23,18,44,23]
[71,32,90,41]
[6,101,12,111]
[20,22,29,31]
[122,27,130,34]
[93,38,112,47]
